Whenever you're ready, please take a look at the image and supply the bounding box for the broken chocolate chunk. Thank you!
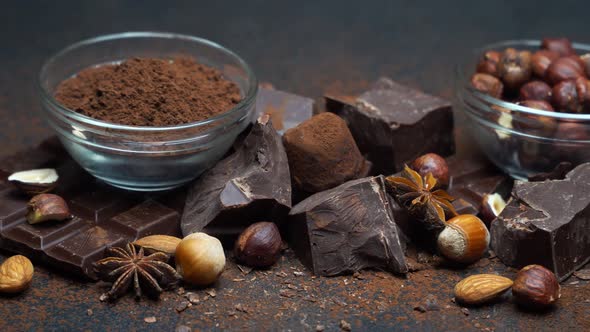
[326,78,454,175]
[181,115,291,242]
[286,176,407,276]
[283,112,371,194]
[446,155,513,216]
[256,87,314,134]
[491,163,590,281]
[527,161,574,182]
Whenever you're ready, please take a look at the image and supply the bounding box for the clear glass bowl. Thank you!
[38,32,257,191]
[455,39,590,180]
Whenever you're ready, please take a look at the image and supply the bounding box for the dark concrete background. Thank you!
[0,1,589,330]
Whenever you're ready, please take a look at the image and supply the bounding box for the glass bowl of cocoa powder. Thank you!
[38,32,257,191]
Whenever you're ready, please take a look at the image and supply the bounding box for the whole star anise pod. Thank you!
[93,243,181,301]
[386,165,457,232]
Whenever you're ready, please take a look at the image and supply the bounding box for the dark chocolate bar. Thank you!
[491,163,590,281]
[286,176,407,276]
[256,87,314,134]
[326,78,455,175]
[181,115,291,243]
[0,143,182,280]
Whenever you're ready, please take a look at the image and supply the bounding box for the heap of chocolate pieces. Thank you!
[181,114,292,243]
[287,176,408,276]
[326,77,455,175]
[491,163,590,281]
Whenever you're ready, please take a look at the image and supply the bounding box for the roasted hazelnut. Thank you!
[541,37,575,57]
[234,222,282,268]
[518,100,554,111]
[26,193,71,224]
[409,153,449,188]
[437,215,490,264]
[552,79,590,113]
[554,121,589,141]
[581,53,590,78]
[546,56,585,85]
[531,50,560,78]
[497,48,532,91]
[519,81,552,102]
[480,193,507,226]
[512,264,560,308]
[476,50,501,76]
[470,73,504,99]
[175,233,226,286]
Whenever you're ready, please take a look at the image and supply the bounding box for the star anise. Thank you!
[93,243,181,301]
[386,165,457,231]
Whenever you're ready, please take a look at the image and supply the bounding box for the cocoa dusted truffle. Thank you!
[282,112,371,193]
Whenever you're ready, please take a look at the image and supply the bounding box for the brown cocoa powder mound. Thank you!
[54,57,241,126]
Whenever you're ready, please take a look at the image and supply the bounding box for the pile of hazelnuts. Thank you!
[471,37,590,114]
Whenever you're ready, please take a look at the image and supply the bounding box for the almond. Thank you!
[454,274,513,305]
[0,255,34,293]
[134,235,182,255]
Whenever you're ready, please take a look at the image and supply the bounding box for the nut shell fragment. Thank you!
[8,168,58,195]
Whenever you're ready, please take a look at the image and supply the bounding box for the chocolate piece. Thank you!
[527,161,574,182]
[181,115,291,242]
[0,140,182,279]
[256,87,314,134]
[283,113,371,193]
[326,78,454,175]
[286,176,407,276]
[446,156,513,216]
[491,163,590,281]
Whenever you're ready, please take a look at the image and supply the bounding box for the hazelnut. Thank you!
[175,233,225,286]
[513,101,557,137]
[518,100,554,111]
[546,56,585,85]
[409,153,450,188]
[480,193,507,226]
[552,79,590,113]
[470,73,504,99]
[26,193,71,224]
[519,81,552,102]
[437,215,490,264]
[512,264,560,308]
[541,37,575,57]
[234,222,282,268]
[497,48,532,91]
[476,50,501,76]
[581,53,590,77]
[531,50,560,78]
[554,122,589,141]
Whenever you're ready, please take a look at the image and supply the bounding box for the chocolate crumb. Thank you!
[316,324,326,332]
[176,301,191,313]
[175,325,192,332]
[413,305,427,313]
[461,308,470,316]
[144,316,157,323]
[176,287,186,295]
[185,292,200,305]
[86,309,93,316]
[206,289,217,298]
[339,320,352,331]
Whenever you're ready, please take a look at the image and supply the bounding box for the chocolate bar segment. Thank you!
[181,116,291,243]
[446,155,513,216]
[0,140,183,279]
[256,87,314,134]
[287,176,407,276]
[326,78,455,175]
[491,163,590,281]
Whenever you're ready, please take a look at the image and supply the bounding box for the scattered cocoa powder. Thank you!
[54,57,241,126]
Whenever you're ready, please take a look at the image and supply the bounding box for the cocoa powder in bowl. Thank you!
[54,57,242,126]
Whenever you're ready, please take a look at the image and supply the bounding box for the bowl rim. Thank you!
[457,39,590,121]
[38,31,258,132]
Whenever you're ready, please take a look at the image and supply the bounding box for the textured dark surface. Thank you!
[1,1,589,331]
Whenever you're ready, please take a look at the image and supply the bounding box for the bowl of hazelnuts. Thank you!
[456,38,590,179]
